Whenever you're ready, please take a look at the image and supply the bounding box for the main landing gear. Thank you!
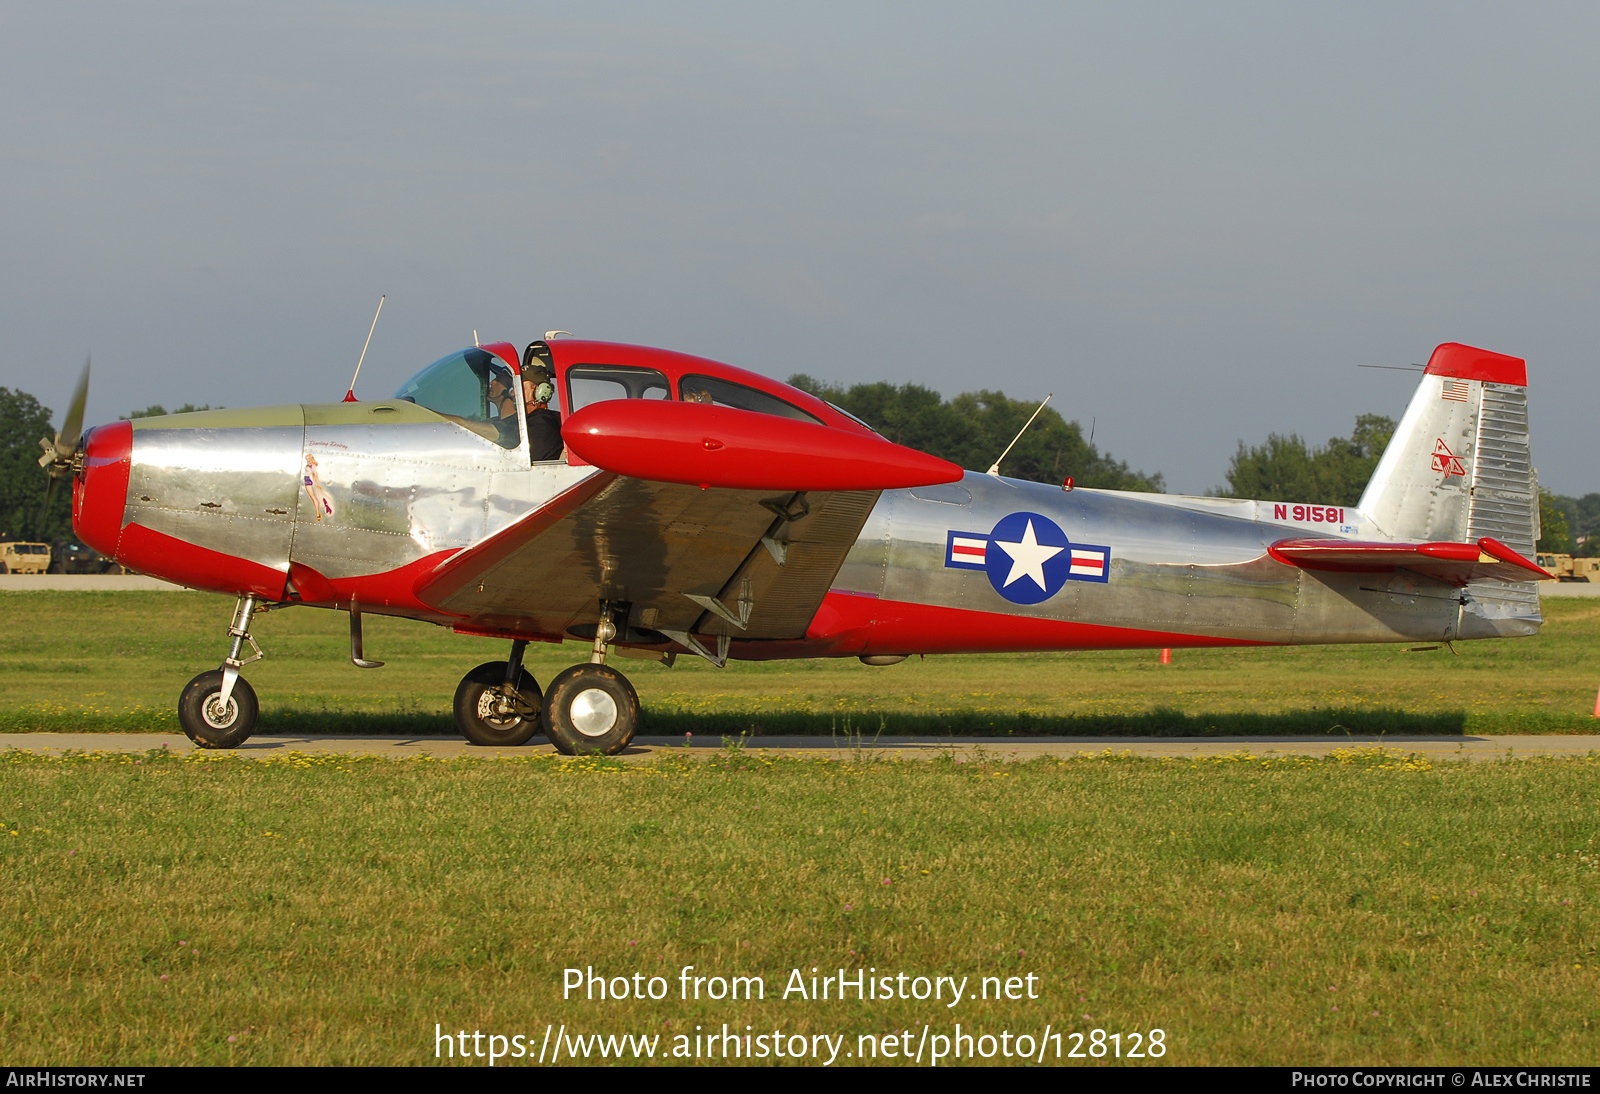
[453,639,544,747]
[449,601,641,755]
[178,595,263,749]
[176,594,643,754]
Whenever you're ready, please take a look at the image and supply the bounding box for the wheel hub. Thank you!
[476,688,522,728]
[202,695,238,730]
[570,688,618,736]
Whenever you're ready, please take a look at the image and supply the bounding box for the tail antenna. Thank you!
[343,294,386,402]
[986,394,1053,478]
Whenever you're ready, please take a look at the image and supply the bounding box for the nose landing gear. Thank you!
[178,595,264,749]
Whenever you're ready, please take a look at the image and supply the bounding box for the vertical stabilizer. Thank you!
[1358,343,1534,546]
[1357,342,1541,637]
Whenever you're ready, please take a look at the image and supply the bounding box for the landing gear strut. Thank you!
[178,595,263,749]
[539,601,640,755]
[449,602,642,753]
[453,639,544,746]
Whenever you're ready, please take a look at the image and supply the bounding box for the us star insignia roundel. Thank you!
[945,511,1110,604]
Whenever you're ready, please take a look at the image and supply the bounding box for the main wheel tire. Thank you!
[540,663,640,755]
[453,661,544,746]
[178,670,259,749]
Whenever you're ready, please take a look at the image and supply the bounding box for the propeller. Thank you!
[37,358,91,522]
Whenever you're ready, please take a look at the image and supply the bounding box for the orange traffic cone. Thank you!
[1160,648,1171,665]
[1593,685,1599,718]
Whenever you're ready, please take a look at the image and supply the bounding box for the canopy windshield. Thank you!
[394,349,519,447]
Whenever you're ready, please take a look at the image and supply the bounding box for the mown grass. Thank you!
[1,592,1597,736]
[0,748,1595,1066]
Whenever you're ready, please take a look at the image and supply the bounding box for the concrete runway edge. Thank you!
[4,732,1599,762]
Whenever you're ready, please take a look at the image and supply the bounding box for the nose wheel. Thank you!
[540,663,640,755]
[178,670,259,749]
[178,595,264,749]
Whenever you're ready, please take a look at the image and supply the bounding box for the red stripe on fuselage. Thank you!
[116,522,289,601]
[727,592,1274,659]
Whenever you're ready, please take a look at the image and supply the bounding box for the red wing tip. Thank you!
[1424,343,1527,386]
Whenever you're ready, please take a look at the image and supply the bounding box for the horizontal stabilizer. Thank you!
[1269,536,1552,586]
[563,400,963,491]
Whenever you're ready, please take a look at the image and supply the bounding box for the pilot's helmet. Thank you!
[487,365,514,392]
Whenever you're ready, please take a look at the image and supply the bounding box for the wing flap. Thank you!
[1270,535,1552,585]
[688,489,883,640]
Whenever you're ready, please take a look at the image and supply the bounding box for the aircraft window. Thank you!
[678,374,822,425]
[567,364,671,412]
[827,401,878,434]
[393,348,519,448]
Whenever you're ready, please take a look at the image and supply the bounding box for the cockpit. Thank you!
[394,348,522,449]
[391,338,870,464]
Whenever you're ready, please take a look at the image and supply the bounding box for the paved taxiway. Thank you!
[4,733,1598,761]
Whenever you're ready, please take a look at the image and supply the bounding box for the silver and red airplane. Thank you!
[38,337,1549,752]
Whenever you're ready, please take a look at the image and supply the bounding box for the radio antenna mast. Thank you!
[986,393,1053,478]
[343,294,386,402]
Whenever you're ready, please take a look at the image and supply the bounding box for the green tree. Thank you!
[123,403,214,419]
[1217,414,1396,505]
[1546,492,1600,557]
[1537,489,1573,553]
[789,376,1164,491]
[0,388,74,543]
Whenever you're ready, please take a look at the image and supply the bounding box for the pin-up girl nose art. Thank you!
[302,453,335,521]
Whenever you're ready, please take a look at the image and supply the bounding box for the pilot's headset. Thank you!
[526,366,555,407]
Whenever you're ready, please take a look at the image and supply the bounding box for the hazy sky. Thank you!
[2,1,1596,495]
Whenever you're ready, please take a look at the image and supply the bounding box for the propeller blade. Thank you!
[37,358,91,477]
[56,358,91,457]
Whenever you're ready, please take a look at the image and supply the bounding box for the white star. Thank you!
[992,519,1063,590]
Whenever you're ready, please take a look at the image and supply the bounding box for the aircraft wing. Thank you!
[414,400,962,644]
[1269,536,1553,585]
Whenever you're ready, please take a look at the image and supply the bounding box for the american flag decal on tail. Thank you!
[1441,379,1470,402]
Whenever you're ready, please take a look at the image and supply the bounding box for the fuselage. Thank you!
[71,339,1542,661]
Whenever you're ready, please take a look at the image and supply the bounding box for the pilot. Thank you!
[488,368,521,447]
[682,382,714,405]
[524,367,563,461]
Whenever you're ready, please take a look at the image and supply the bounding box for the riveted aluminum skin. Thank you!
[292,401,594,580]
[122,402,598,586]
[834,469,1536,650]
[125,410,305,576]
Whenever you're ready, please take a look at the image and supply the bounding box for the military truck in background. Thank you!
[0,542,51,574]
[1536,553,1600,582]
[50,540,124,574]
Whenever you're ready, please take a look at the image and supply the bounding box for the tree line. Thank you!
[787,375,1165,492]
[2,381,1591,555]
[1213,412,1594,555]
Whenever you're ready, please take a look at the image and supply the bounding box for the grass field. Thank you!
[1,592,1596,736]
[1,747,1595,1066]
